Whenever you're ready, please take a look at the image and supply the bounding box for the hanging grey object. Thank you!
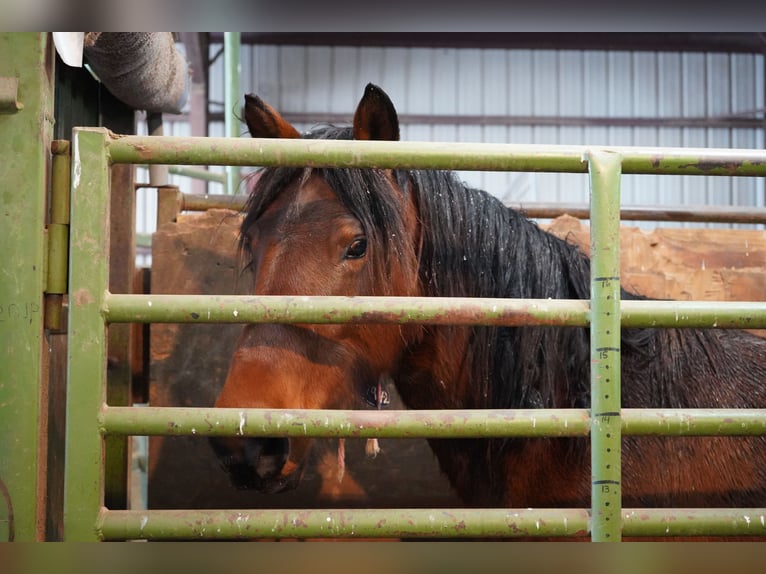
[83,32,190,114]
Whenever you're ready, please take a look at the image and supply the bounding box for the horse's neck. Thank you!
[397,195,594,411]
[396,327,488,410]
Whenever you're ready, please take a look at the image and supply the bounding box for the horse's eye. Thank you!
[344,237,367,259]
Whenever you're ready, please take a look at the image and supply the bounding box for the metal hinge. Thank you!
[44,140,70,331]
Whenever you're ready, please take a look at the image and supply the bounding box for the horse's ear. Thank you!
[353,83,400,141]
[244,93,301,139]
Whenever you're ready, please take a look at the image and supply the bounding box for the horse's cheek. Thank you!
[215,348,278,409]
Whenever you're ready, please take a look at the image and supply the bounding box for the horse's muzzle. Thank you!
[209,436,298,493]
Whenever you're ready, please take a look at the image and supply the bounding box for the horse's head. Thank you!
[211,84,422,492]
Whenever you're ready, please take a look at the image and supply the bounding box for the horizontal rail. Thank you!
[174,192,766,225]
[621,300,766,328]
[104,293,589,326]
[103,293,766,329]
[623,508,766,538]
[100,407,766,438]
[518,202,766,225]
[99,508,589,540]
[96,507,766,540]
[106,133,766,177]
[168,165,227,183]
[101,407,591,438]
[181,192,243,212]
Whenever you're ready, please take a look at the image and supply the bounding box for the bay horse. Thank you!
[211,83,766,524]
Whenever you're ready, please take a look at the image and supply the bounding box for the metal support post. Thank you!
[64,128,111,541]
[0,32,54,541]
[223,32,241,195]
[587,150,623,541]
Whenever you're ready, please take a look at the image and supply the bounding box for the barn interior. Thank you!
[3,32,766,542]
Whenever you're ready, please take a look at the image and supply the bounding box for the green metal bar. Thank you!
[97,507,591,540]
[621,408,766,436]
[100,406,766,438]
[517,202,766,225]
[104,293,590,326]
[588,150,623,542]
[181,192,243,211]
[0,32,54,541]
[103,293,766,329]
[139,166,236,184]
[620,300,766,328]
[169,165,227,183]
[174,189,766,225]
[136,233,152,248]
[107,132,766,176]
[96,507,766,541]
[101,406,592,438]
[64,128,111,541]
[223,32,241,195]
[622,508,766,537]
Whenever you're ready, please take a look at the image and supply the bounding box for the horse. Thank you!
[210,83,766,532]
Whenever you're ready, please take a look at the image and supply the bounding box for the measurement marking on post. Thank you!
[595,347,620,363]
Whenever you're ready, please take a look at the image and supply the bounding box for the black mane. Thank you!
[405,168,595,411]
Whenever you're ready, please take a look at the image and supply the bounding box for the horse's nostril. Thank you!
[249,437,289,477]
[260,436,289,457]
[209,436,290,489]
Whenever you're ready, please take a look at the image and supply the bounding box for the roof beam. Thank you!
[208,32,766,54]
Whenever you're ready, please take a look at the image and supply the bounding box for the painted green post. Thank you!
[0,32,54,541]
[587,150,623,541]
[223,32,241,195]
[64,128,111,541]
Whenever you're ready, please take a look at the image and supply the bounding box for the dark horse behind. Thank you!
[210,83,766,536]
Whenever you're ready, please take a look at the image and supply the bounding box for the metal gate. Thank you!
[64,127,766,541]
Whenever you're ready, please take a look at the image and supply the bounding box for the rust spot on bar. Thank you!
[72,288,94,307]
[679,160,766,174]
[129,143,155,161]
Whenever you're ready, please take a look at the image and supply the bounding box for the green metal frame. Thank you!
[0,32,55,542]
[65,128,766,541]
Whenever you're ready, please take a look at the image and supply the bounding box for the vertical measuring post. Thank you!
[64,128,111,541]
[587,150,623,541]
[223,32,241,195]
